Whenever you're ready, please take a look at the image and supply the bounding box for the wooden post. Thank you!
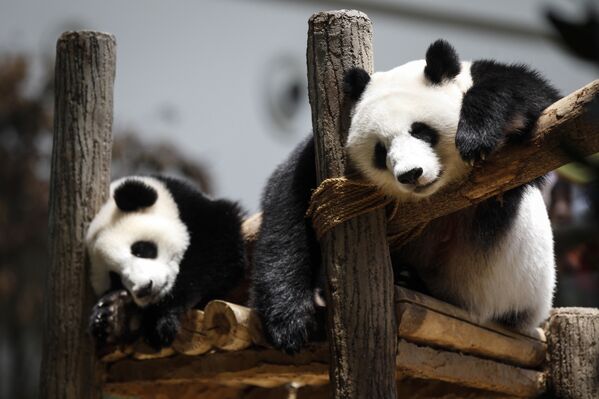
[307,10,397,399]
[39,31,115,399]
[544,307,599,399]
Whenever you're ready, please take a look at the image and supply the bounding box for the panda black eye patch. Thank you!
[410,122,439,146]
[373,141,388,170]
[131,241,158,259]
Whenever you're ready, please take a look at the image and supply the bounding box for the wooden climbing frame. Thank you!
[39,11,599,399]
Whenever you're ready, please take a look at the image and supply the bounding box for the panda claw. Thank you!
[89,289,140,347]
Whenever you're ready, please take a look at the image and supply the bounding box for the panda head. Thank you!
[345,40,473,200]
[86,176,190,307]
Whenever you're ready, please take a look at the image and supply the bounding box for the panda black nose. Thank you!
[134,281,153,299]
[397,168,423,185]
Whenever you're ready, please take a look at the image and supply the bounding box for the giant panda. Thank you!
[86,175,246,349]
[251,40,558,354]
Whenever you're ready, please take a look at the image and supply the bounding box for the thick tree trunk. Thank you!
[39,31,115,399]
[307,10,397,399]
[545,307,599,399]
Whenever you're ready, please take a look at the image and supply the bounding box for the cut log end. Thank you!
[172,311,212,356]
[545,307,599,399]
[203,300,264,351]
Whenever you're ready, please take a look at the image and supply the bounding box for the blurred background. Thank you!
[0,0,598,397]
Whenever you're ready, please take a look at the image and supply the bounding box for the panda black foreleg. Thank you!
[456,61,560,163]
[89,289,142,348]
[250,137,321,354]
[140,301,185,349]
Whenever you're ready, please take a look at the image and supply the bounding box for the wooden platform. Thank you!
[101,287,547,398]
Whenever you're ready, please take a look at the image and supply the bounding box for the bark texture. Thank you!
[307,10,397,399]
[545,307,599,399]
[39,31,115,399]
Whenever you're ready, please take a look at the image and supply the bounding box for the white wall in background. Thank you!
[0,0,595,211]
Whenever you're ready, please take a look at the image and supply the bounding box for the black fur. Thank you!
[373,141,388,170]
[424,39,461,84]
[90,176,246,349]
[456,60,560,163]
[249,136,323,354]
[495,308,533,329]
[410,122,439,146]
[344,67,371,101]
[131,241,158,259]
[454,61,559,252]
[114,179,157,212]
[89,289,142,349]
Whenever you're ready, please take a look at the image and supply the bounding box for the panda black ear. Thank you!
[114,179,158,212]
[424,39,461,84]
[344,67,371,101]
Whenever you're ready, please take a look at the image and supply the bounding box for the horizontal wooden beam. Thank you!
[388,79,599,234]
[104,344,330,390]
[395,287,545,343]
[242,81,599,251]
[101,288,543,367]
[397,303,545,369]
[102,340,544,398]
[102,288,546,397]
[396,340,545,398]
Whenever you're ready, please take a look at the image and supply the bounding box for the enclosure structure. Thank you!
[39,10,599,399]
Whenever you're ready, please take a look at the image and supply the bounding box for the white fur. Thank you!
[86,176,190,307]
[347,60,472,200]
[345,60,555,330]
[425,187,555,332]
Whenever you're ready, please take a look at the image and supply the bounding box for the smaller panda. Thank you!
[86,175,245,349]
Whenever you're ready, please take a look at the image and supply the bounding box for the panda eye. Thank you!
[410,122,439,146]
[131,241,158,259]
[373,141,388,170]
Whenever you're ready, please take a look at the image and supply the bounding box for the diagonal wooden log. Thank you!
[240,81,599,261]
[387,79,599,235]
[307,10,397,399]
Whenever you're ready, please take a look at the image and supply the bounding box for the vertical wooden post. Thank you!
[545,307,599,399]
[307,11,397,399]
[39,31,115,399]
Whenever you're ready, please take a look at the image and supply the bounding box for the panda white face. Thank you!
[86,177,190,307]
[346,58,474,201]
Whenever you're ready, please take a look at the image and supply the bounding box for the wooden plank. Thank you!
[101,289,546,369]
[103,383,334,399]
[397,303,546,368]
[396,287,545,342]
[103,341,545,397]
[103,380,518,399]
[396,340,546,398]
[307,10,397,399]
[40,31,115,399]
[104,344,330,390]
[132,342,176,360]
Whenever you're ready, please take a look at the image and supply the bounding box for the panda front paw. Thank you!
[143,313,180,349]
[89,289,141,347]
[264,311,319,355]
[455,126,501,164]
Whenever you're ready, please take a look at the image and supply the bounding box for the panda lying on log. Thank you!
[86,176,246,349]
[251,40,559,354]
